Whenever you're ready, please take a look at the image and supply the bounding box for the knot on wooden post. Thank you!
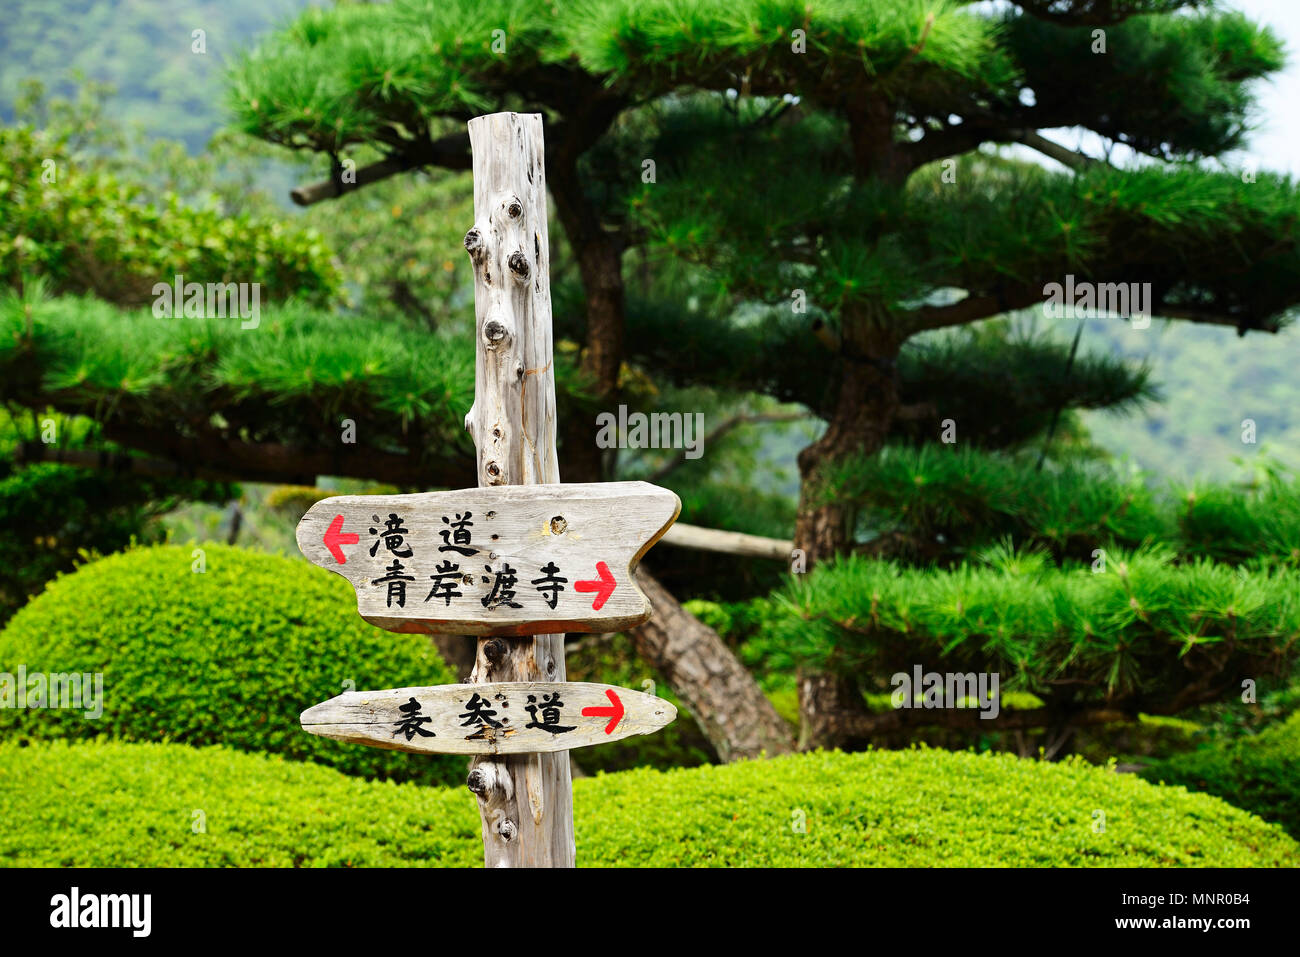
[507,250,531,283]
[498,818,517,843]
[467,761,515,802]
[505,195,523,220]
[467,767,489,795]
[483,637,507,666]
[463,227,485,262]
[483,318,510,345]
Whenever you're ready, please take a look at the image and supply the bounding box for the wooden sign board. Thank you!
[301,681,676,755]
[296,481,680,636]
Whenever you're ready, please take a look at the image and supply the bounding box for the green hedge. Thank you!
[1,740,1294,867]
[0,544,463,787]
[1142,711,1300,838]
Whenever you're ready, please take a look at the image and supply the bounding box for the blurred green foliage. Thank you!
[0,407,233,624]
[0,0,316,152]
[1082,317,1300,482]
[0,121,338,306]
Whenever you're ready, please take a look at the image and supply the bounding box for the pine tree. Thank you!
[7,1,1300,755]
[223,0,1300,747]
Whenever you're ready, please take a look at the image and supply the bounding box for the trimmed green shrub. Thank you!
[0,544,463,787]
[1142,711,1300,838]
[1,740,1294,867]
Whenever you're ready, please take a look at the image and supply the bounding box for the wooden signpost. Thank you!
[302,682,676,755]
[296,111,678,868]
[295,481,679,636]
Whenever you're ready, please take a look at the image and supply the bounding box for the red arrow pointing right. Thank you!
[323,514,360,564]
[574,561,616,610]
[581,688,625,735]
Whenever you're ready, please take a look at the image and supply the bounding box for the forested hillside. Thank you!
[1079,315,1300,480]
[0,0,317,151]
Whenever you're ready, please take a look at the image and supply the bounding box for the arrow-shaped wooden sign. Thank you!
[301,681,676,755]
[296,481,680,636]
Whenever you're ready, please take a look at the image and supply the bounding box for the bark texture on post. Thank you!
[462,112,574,868]
[633,568,794,761]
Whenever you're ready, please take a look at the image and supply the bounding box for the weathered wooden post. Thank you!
[295,112,680,869]
[461,111,572,867]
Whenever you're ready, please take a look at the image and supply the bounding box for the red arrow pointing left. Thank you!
[581,688,625,735]
[574,561,616,610]
[323,514,360,564]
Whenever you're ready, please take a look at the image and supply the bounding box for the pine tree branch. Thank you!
[1015,0,1205,27]
[902,285,1046,333]
[902,125,991,170]
[86,424,472,487]
[1007,128,1099,172]
[16,442,229,481]
[904,123,1106,176]
[902,287,1287,336]
[658,522,793,561]
[289,133,471,207]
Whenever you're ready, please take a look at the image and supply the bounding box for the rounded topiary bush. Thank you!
[0,544,462,787]
[1,740,1294,867]
[1141,711,1300,839]
[580,746,1298,867]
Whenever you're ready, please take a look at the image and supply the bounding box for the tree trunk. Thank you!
[461,112,573,867]
[795,311,901,750]
[431,635,478,681]
[632,567,794,762]
[797,669,875,751]
[548,154,623,486]
[548,144,794,763]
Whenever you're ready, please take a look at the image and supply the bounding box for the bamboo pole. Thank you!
[461,112,575,867]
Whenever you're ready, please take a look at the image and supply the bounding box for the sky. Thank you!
[1230,0,1300,177]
